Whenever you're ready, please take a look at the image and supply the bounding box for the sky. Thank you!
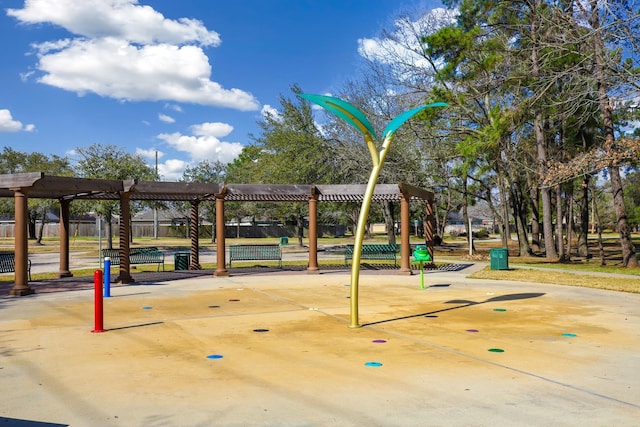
[0,0,446,180]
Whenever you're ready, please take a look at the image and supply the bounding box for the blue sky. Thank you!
[0,0,445,180]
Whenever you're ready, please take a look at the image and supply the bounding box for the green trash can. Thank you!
[279,236,289,246]
[490,248,509,270]
[174,252,190,271]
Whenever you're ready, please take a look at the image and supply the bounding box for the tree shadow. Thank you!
[361,292,545,327]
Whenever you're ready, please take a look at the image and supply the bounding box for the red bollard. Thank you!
[92,269,106,333]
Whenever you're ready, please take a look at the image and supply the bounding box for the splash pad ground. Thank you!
[1,267,639,426]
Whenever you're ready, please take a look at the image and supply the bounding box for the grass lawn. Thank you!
[469,266,640,294]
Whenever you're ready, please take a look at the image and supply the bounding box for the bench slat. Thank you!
[344,244,398,266]
[101,247,165,271]
[228,245,282,268]
[0,253,32,281]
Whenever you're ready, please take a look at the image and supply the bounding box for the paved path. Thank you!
[21,247,346,275]
[1,264,639,426]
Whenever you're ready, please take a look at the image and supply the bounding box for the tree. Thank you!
[179,160,227,242]
[324,78,433,243]
[424,1,539,254]
[424,0,640,265]
[354,7,464,243]
[23,152,73,243]
[0,147,27,174]
[577,0,638,267]
[75,144,155,248]
[231,84,336,245]
[624,171,640,231]
[251,84,336,185]
[0,148,28,219]
[0,147,73,242]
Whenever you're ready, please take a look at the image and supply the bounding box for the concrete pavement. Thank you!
[1,265,640,426]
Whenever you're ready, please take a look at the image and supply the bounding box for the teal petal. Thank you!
[382,101,448,140]
[299,94,377,139]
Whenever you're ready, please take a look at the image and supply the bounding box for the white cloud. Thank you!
[135,148,164,160]
[8,0,259,111]
[261,104,282,121]
[157,121,243,165]
[158,113,175,123]
[135,148,186,180]
[7,0,221,46]
[189,122,233,137]
[165,103,183,112]
[0,109,35,132]
[157,158,189,181]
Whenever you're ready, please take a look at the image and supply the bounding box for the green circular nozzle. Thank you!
[413,245,431,261]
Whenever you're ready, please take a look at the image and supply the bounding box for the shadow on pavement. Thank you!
[362,292,545,326]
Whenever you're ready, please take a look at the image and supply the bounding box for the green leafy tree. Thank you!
[0,147,73,242]
[576,0,638,266]
[624,170,640,230]
[75,143,155,248]
[0,147,27,174]
[425,0,537,253]
[230,85,336,245]
[24,152,73,243]
[178,160,227,242]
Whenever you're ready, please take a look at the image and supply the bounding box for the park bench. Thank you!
[344,244,399,266]
[101,247,165,271]
[0,252,32,281]
[228,244,282,268]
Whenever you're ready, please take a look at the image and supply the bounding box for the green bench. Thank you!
[228,244,282,268]
[101,247,165,271]
[0,252,32,281]
[344,244,399,266]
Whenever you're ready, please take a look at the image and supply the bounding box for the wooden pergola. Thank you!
[0,172,435,296]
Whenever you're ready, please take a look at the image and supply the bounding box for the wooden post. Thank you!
[399,193,412,275]
[115,191,133,283]
[58,198,73,278]
[307,190,319,273]
[425,199,435,266]
[214,192,229,277]
[189,200,201,270]
[9,189,34,296]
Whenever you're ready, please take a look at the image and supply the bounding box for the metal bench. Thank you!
[0,252,32,281]
[344,244,399,266]
[101,247,165,271]
[228,244,282,268]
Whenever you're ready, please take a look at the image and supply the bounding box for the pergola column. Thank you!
[58,198,73,278]
[189,200,201,270]
[399,193,412,275]
[214,193,228,277]
[425,199,435,266]
[115,191,133,284]
[9,189,34,296]
[307,191,319,273]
